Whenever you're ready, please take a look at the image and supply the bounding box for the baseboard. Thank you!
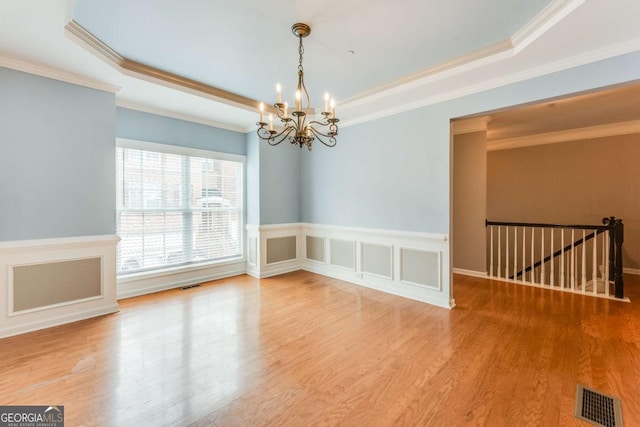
[302,262,455,309]
[623,268,640,276]
[256,261,302,279]
[0,303,119,339]
[453,268,488,278]
[117,266,247,299]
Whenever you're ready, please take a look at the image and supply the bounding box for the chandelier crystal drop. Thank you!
[256,23,339,150]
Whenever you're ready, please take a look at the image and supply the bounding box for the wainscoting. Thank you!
[246,223,454,309]
[117,258,247,299]
[0,235,119,338]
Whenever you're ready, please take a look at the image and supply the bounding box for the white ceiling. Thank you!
[1,0,640,132]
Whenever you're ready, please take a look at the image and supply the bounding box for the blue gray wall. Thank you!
[116,107,245,155]
[0,68,116,241]
[301,51,640,233]
[258,139,301,224]
[246,132,302,225]
[245,133,260,225]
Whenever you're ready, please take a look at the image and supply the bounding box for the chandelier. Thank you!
[256,23,339,150]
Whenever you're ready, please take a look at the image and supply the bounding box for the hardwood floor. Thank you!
[1,271,639,426]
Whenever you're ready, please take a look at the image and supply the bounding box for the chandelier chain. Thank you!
[298,36,304,72]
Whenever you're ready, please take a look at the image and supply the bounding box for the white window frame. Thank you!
[115,138,247,279]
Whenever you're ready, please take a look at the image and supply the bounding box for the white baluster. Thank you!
[550,229,555,287]
[541,229,545,286]
[497,226,501,279]
[571,229,575,291]
[490,226,494,278]
[513,226,518,280]
[560,229,565,289]
[505,226,510,279]
[592,231,598,295]
[531,227,535,285]
[581,229,587,292]
[522,227,526,283]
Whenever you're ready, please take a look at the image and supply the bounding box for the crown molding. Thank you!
[339,0,584,110]
[116,99,249,133]
[487,119,640,151]
[451,116,491,135]
[0,55,120,93]
[63,0,581,123]
[511,0,585,54]
[64,20,262,113]
[340,35,640,129]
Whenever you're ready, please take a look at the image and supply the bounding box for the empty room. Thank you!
[1,0,639,425]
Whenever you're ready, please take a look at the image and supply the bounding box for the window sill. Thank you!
[117,256,246,284]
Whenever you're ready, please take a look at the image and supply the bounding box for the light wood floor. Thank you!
[1,271,639,426]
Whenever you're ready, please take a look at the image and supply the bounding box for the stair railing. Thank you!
[485,217,624,299]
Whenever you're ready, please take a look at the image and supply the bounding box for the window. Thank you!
[116,140,244,274]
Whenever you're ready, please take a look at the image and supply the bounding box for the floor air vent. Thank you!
[575,384,623,427]
[180,284,201,290]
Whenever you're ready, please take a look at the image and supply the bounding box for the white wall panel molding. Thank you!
[0,235,119,338]
[246,223,453,308]
[245,224,302,278]
[300,223,454,309]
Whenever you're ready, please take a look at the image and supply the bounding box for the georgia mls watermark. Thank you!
[0,406,64,427]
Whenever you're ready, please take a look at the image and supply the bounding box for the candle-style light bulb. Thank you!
[269,114,274,131]
[276,83,282,104]
[324,93,330,113]
[284,101,288,118]
[295,90,301,111]
[330,99,336,118]
[259,102,264,123]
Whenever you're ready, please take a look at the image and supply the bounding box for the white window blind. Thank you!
[116,142,244,274]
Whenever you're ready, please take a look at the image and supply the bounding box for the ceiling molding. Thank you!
[511,0,585,54]
[0,55,120,93]
[65,20,266,114]
[116,100,250,133]
[487,119,640,151]
[340,35,640,129]
[339,39,515,110]
[339,0,584,110]
[63,0,581,125]
[451,116,491,135]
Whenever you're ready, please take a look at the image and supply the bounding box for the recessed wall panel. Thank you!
[362,243,392,279]
[306,236,325,262]
[400,248,440,289]
[266,236,297,264]
[13,257,102,312]
[330,239,355,270]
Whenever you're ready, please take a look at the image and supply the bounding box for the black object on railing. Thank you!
[485,217,625,299]
[508,230,602,279]
[603,217,624,298]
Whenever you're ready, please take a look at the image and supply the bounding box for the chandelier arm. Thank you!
[307,126,337,147]
[257,125,296,146]
[306,122,339,138]
[307,120,336,128]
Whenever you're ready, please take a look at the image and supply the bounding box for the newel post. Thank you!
[614,219,624,299]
